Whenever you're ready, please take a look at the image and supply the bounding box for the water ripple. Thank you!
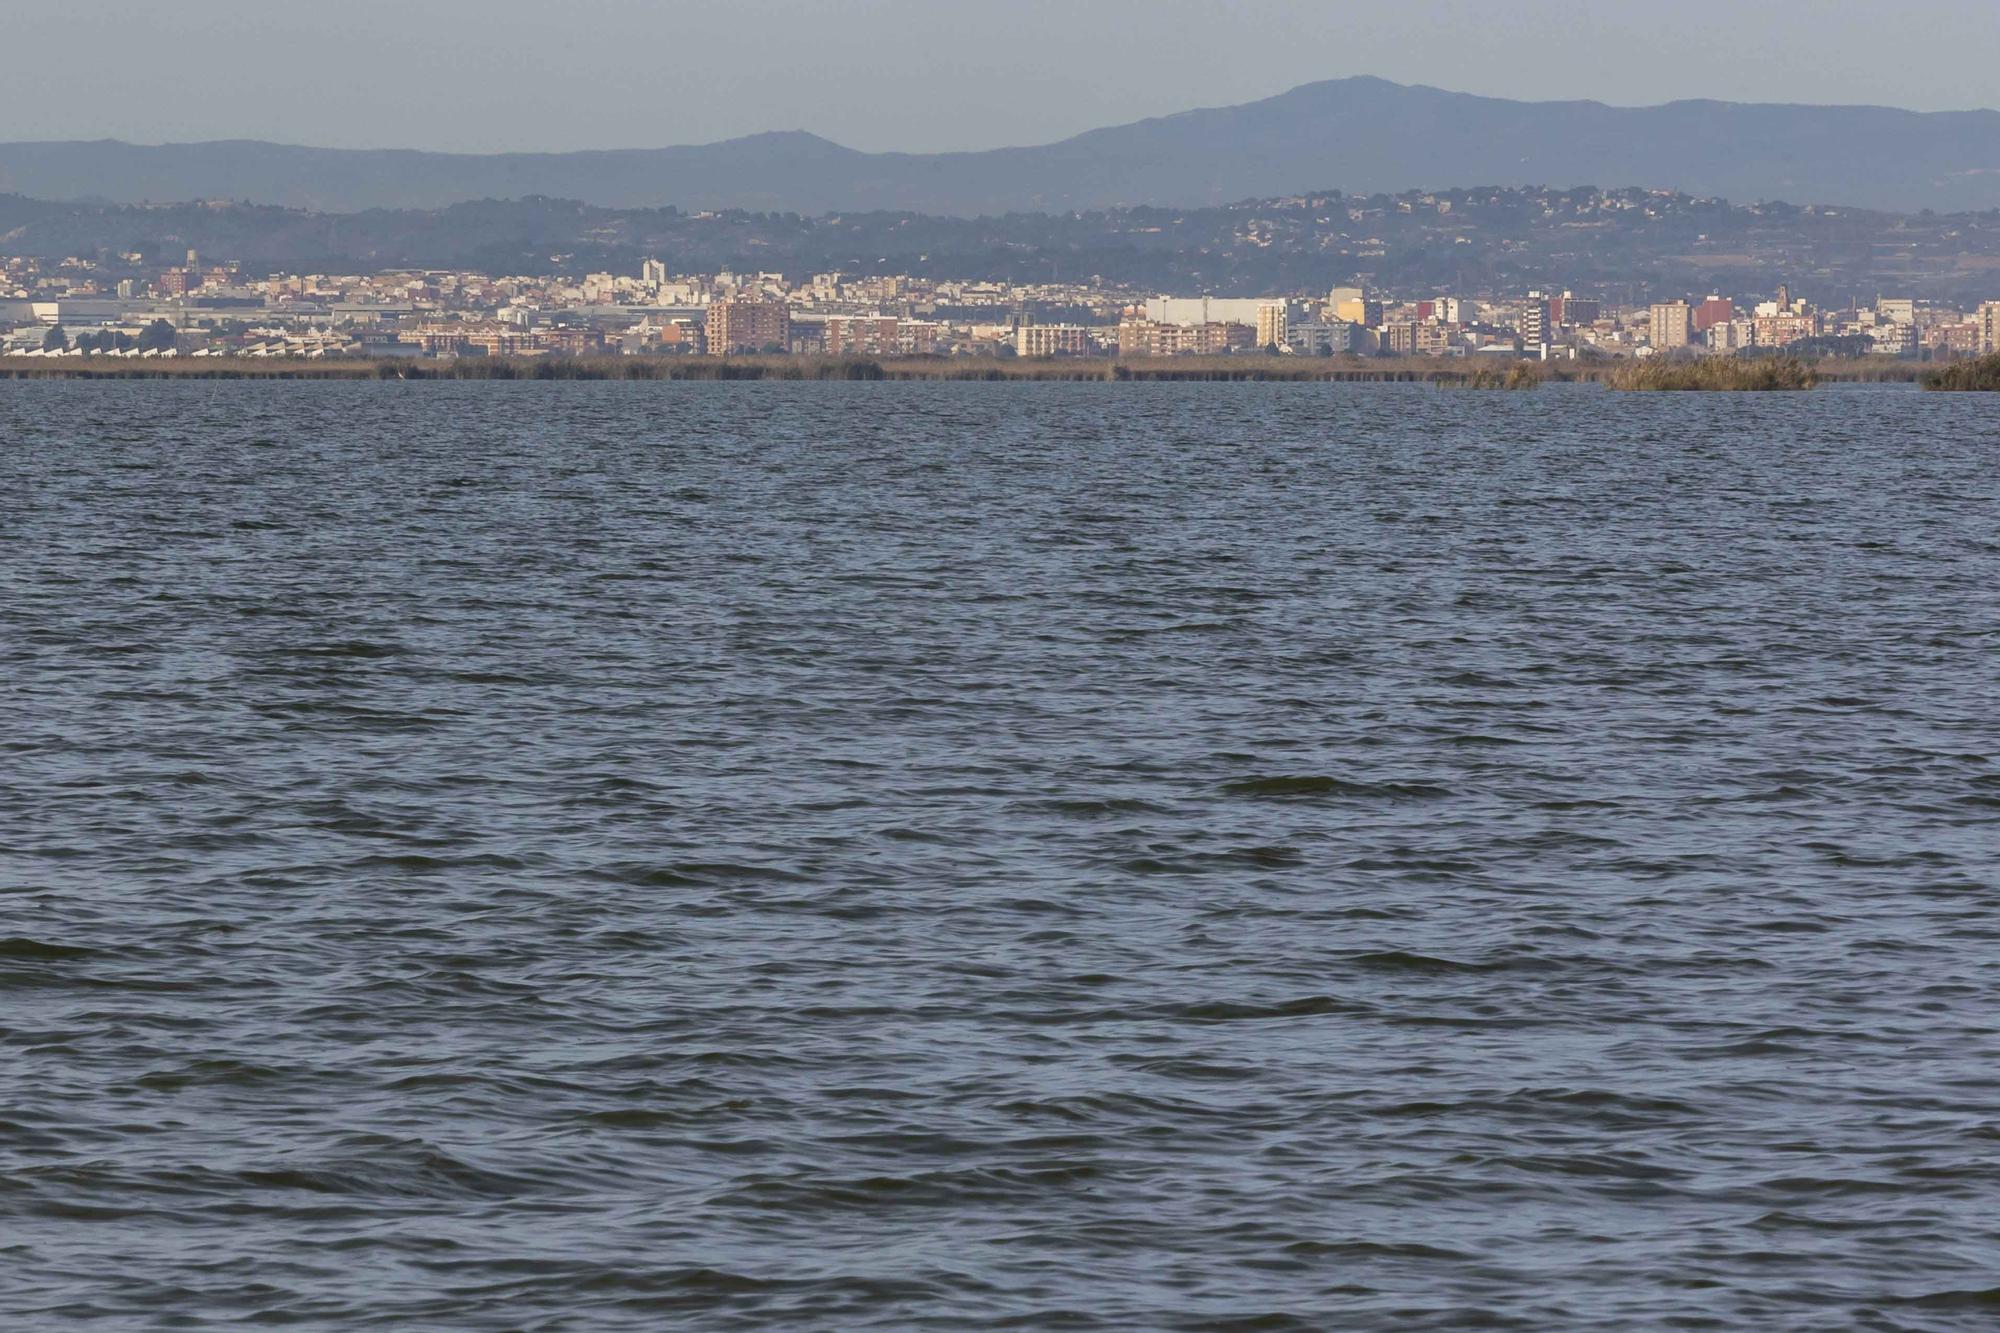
[2,380,1998,1328]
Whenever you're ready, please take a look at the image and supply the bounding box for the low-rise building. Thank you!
[1550,292,1600,326]
[825,315,947,356]
[1707,319,1755,352]
[823,315,902,357]
[1877,297,1917,325]
[1380,321,1419,356]
[1330,287,1384,328]
[1414,321,1459,357]
[1752,311,1820,348]
[1145,296,1272,327]
[1016,323,1095,357]
[1868,322,1915,356]
[1117,318,1256,357]
[1283,320,1356,356]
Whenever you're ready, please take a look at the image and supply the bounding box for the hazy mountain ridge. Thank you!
[3,78,1999,215]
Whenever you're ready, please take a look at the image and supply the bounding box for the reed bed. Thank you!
[0,352,1938,385]
[1922,354,2000,391]
[1442,363,1548,390]
[1603,357,1819,391]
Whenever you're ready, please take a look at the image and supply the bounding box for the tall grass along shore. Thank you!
[1922,353,2000,391]
[0,352,1935,386]
[1603,357,1819,391]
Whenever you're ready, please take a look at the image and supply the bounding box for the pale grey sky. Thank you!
[10,0,1999,153]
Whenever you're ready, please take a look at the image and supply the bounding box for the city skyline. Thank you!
[8,239,1998,368]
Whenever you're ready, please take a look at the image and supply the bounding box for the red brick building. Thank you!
[1693,296,1735,332]
[822,316,902,357]
[706,300,792,354]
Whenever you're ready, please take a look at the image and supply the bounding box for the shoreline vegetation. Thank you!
[1601,357,1819,391]
[0,353,1955,387]
[1921,353,2000,391]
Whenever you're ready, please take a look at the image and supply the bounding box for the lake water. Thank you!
[4,381,1999,1328]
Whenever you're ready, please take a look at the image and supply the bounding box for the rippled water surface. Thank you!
[5,380,2000,1329]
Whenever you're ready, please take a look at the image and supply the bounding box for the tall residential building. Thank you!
[1693,296,1735,332]
[1649,301,1693,351]
[1255,300,1315,350]
[706,299,791,354]
[1256,301,1288,350]
[1520,292,1551,348]
[1979,301,2000,354]
[640,258,668,285]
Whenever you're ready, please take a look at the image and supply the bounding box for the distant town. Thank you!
[3,247,1998,365]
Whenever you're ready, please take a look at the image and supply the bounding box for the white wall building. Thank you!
[1145,296,1273,327]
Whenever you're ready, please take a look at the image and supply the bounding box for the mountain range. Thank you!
[3,78,2000,216]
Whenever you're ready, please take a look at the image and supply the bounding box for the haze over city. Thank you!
[8,0,2000,153]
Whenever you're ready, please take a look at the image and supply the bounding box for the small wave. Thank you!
[587,860,808,887]
[1905,1287,2000,1309]
[347,852,530,874]
[1028,796,1170,817]
[1220,775,1452,800]
[0,937,94,961]
[236,1139,548,1200]
[135,1058,293,1091]
[1281,1238,1474,1261]
[288,639,407,658]
[1344,950,1503,974]
[1160,995,1369,1022]
[719,1164,1102,1210]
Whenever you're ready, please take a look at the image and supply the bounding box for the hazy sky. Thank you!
[11,0,2000,153]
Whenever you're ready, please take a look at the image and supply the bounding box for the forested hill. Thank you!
[5,185,2000,304]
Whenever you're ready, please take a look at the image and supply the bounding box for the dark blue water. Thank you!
[4,380,1999,1329]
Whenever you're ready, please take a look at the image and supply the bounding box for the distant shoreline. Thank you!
[0,354,1932,385]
